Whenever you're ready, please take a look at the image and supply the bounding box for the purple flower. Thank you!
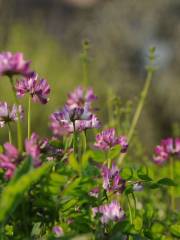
[0,143,19,179]
[50,108,74,136]
[153,137,180,165]
[25,133,41,167]
[50,107,100,136]
[101,164,125,193]
[0,52,31,77]
[94,128,128,152]
[16,72,50,104]
[66,86,97,109]
[0,102,24,128]
[89,187,100,198]
[52,226,64,237]
[92,201,125,224]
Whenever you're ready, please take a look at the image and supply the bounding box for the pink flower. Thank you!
[0,102,24,128]
[66,86,97,109]
[25,133,41,167]
[92,201,125,224]
[52,226,64,237]
[16,72,50,104]
[50,107,100,136]
[101,164,125,193]
[0,52,31,76]
[89,187,100,198]
[94,128,128,152]
[0,143,19,179]
[153,137,180,165]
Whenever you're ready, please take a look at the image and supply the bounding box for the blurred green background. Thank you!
[0,0,179,153]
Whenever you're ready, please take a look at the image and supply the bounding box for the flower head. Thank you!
[0,143,19,179]
[153,137,180,165]
[52,226,64,237]
[0,102,24,128]
[94,128,128,152]
[16,72,50,104]
[50,106,100,136]
[101,164,125,193]
[0,52,31,77]
[92,201,125,224]
[66,86,97,109]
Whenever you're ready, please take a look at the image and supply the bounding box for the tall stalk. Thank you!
[27,95,31,139]
[9,76,23,152]
[7,123,12,144]
[118,47,156,166]
[81,40,89,87]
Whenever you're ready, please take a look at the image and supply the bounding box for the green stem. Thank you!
[73,121,78,155]
[118,52,155,166]
[82,130,87,153]
[127,195,133,240]
[127,70,153,143]
[9,76,23,152]
[127,195,133,224]
[170,157,175,211]
[7,123,12,144]
[131,192,137,218]
[27,95,31,139]
[81,40,89,87]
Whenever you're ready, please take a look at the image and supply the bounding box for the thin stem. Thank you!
[131,192,137,218]
[81,40,89,87]
[27,95,31,139]
[7,123,12,144]
[127,195,133,240]
[73,121,78,156]
[118,55,155,166]
[127,195,133,224]
[170,157,175,211]
[82,130,87,153]
[9,76,23,152]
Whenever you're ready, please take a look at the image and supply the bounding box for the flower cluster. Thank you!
[25,133,42,167]
[101,164,125,193]
[153,138,180,164]
[92,201,125,224]
[94,128,128,152]
[0,143,20,179]
[50,87,100,136]
[16,72,50,104]
[0,102,24,128]
[0,52,31,77]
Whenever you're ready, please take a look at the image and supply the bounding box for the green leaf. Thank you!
[81,151,92,170]
[151,222,165,234]
[170,223,180,237]
[137,166,152,181]
[108,145,121,159]
[124,185,133,195]
[69,154,80,173]
[157,178,176,186]
[63,177,81,196]
[121,167,133,180]
[31,222,42,237]
[133,216,143,231]
[10,157,33,185]
[92,151,106,163]
[0,162,52,224]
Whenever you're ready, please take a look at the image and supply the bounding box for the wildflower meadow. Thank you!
[0,45,179,240]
